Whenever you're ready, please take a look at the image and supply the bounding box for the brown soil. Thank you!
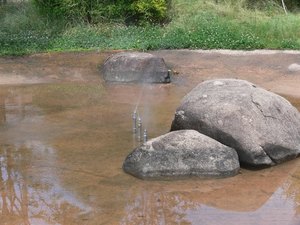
[1,50,300,97]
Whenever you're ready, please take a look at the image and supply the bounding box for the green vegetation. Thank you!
[32,0,170,25]
[0,0,300,56]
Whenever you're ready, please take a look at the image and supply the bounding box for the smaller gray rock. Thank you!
[123,130,240,180]
[101,52,171,83]
[288,63,300,72]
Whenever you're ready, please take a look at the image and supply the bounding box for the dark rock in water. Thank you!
[101,52,170,83]
[123,130,240,180]
[171,79,300,167]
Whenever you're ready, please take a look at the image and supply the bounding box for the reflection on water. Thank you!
[185,186,300,225]
[0,87,95,224]
[120,185,300,225]
[0,143,93,225]
[0,145,30,225]
[0,83,300,224]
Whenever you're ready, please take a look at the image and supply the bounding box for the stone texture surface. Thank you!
[101,52,170,83]
[171,79,300,167]
[288,63,300,72]
[123,130,240,179]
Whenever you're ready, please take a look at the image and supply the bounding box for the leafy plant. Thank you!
[33,0,171,25]
[129,0,169,25]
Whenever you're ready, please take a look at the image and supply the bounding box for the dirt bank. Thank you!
[1,49,299,98]
[153,49,300,98]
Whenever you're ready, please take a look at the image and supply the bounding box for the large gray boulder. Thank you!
[101,52,170,83]
[171,79,300,167]
[123,130,240,179]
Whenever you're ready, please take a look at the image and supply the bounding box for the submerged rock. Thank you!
[123,130,240,180]
[171,79,300,167]
[288,63,300,72]
[101,52,170,83]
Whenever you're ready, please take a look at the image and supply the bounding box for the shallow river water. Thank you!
[1,51,300,225]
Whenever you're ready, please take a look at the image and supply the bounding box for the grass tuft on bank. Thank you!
[1,0,300,55]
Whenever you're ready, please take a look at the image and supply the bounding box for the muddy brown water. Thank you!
[0,50,300,225]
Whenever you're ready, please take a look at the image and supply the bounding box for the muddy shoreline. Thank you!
[1,49,300,97]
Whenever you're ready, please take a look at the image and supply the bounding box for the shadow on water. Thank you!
[0,52,300,224]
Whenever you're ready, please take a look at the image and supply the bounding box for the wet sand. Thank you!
[0,50,300,224]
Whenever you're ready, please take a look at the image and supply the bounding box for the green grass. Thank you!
[1,0,300,55]
[0,2,63,55]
